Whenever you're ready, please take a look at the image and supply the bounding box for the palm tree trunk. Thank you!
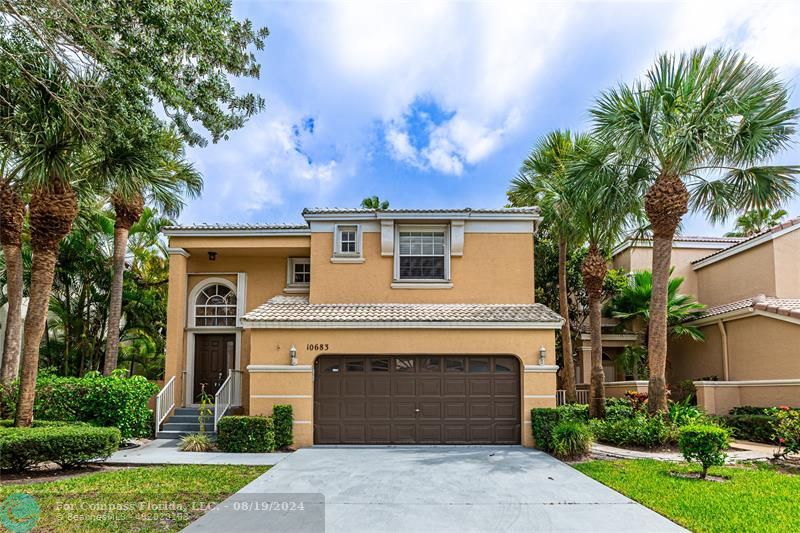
[582,244,607,419]
[558,237,576,402]
[587,290,605,419]
[644,174,688,415]
[1,244,24,385]
[0,181,25,386]
[103,225,130,375]
[15,182,78,427]
[15,250,57,426]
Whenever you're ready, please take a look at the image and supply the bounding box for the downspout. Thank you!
[716,320,729,381]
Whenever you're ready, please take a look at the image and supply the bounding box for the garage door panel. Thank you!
[315,355,520,445]
[469,378,492,396]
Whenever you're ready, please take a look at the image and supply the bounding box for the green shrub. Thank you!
[531,405,589,452]
[0,425,121,472]
[605,398,635,420]
[0,371,158,439]
[773,406,800,458]
[729,406,773,416]
[178,433,214,452]
[551,421,593,460]
[272,405,294,449]
[668,398,707,427]
[591,414,671,449]
[0,420,88,428]
[723,414,776,444]
[217,416,275,453]
[678,424,730,479]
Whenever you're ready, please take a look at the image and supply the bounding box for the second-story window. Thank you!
[334,225,361,257]
[397,227,448,280]
[288,257,311,287]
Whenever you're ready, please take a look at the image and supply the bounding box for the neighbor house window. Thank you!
[396,226,449,280]
[195,284,237,327]
[334,225,361,257]
[287,257,311,287]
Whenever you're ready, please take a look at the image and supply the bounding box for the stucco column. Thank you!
[580,345,592,385]
[165,248,190,406]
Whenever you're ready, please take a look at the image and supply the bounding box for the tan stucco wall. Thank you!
[696,242,776,307]
[668,324,725,383]
[772,229,800,298]
[612,246,722,299]
[246,327,557,448]
[726,316,800,380]
[696,381,800,415]
[309,232,535,304]
[165,253,189,406]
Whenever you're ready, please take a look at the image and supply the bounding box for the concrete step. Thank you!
[156,430,216,440]
[166,415,205,423]
[173,407,212,416]
[163,422,206,432]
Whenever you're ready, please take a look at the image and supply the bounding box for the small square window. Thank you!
[288,258,311,287]
[335,225,360,256]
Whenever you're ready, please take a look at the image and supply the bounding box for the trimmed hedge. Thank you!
[272,405,294,449]
[678,424,730,478]
[591,414,672,449]
[723,414,776,444]
[531,405,589,452]
[0,372,158,439]
[0,425,121,472]
[217,416,276,453]
[0,420,88,428]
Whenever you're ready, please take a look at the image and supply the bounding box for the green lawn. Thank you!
[0,465,269,532]
[575,459,800,532]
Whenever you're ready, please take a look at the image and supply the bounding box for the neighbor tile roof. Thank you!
[692,216,800,265]
[301,207,540,215]
[242,295,563,325]
[162,223,309,231]
[694,296,800,320]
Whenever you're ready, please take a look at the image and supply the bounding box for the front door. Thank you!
[194,334,235,402]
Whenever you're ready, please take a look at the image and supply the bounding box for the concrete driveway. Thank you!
[185,447,683,532]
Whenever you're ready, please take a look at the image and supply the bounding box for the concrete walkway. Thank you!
[592,440,775,463]
[185,446,684,532]
[104,439,290,466]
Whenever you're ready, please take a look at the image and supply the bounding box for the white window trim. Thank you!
[286,257,311,291]
[393,224,451,283]
[333,224,362,258]
[187,277,238,329]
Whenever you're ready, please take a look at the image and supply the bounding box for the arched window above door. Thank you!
[194,283,237,327]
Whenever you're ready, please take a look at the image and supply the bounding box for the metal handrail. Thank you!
[214,370,234,432]
[155,376,176,432]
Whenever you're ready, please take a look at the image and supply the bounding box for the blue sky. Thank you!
[181,1,800,236]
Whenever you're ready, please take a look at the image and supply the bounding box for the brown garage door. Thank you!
[314,355,520,444]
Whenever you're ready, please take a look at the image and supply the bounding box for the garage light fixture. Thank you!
[538,345,547,366]
[289,345,297,366]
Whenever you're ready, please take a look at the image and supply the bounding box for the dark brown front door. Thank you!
[314,355,520,444]
[194,334,235,402]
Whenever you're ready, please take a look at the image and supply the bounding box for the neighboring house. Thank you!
[160,208,563,447]
[595,218,800,414]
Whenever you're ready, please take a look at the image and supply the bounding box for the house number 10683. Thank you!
[307,343,329,351]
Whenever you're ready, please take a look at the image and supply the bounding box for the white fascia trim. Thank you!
[524,365,559,373]
[330,257,366,264]
[247,364,312,373]
[754,309,800,326]
[524,394,556,399]
[163,228,311,237]
[242,321,562,330]
[283,287,310,294]
[689,308,753,326]
[304,212,540,222]
[167,247,190,257]
[579,333,639,341]
[693,224,800,270]
[694,379,800,387]
[391,282,453,289]
[603,380,650,386]
[611,239,733,257]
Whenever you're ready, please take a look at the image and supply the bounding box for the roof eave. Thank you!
[161,228,311,237]
[240,319,563,329]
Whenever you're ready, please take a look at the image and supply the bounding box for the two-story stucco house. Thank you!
[159,208,563,447]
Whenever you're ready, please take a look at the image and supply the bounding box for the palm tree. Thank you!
[568,141,645,418]
[8,47,92,426]
[725,208,788,237]
[0,179,25,385]
[98,124,202,375]
[360,196,389,210]
[590,48,800,414]
[509,131,589,403]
